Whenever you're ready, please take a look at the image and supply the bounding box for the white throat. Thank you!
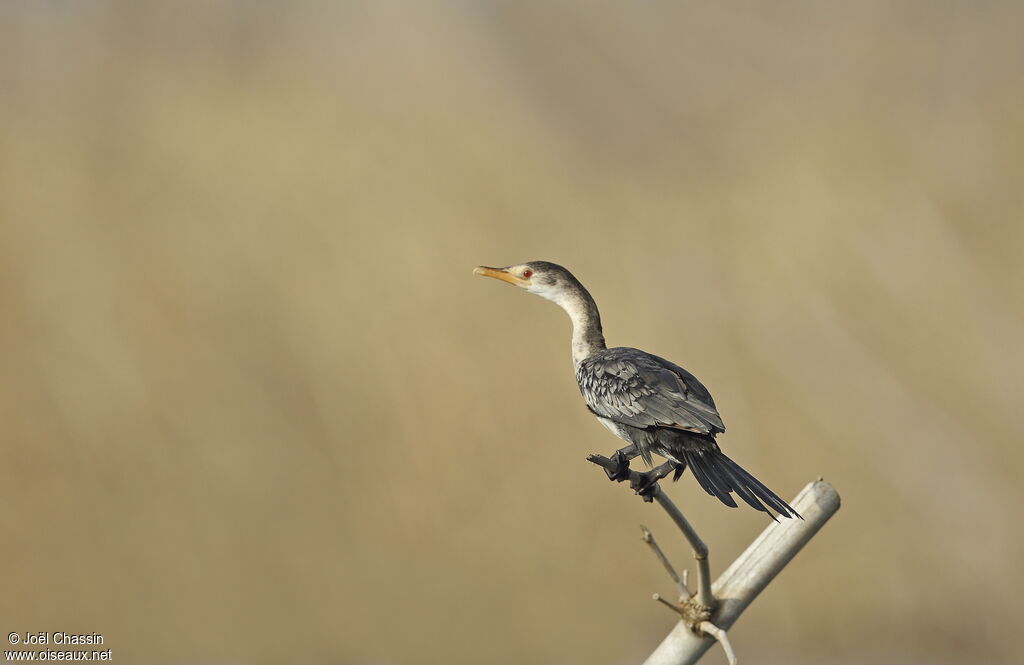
[534,287,606,366]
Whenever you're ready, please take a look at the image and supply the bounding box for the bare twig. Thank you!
[652,593,680,613]
[697,622,736,665]
[652,595,732,665]
[641,525,690,600]
[587,454,714,609]
[651,487,713,608]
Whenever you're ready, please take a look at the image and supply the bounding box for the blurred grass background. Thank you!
[2,2,1022,664]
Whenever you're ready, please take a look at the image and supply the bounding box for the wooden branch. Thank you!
[641,525,690,600]
[587,454,715,608]
[696,622,736,665]
[642,479,841,665]
[651,487,713,608]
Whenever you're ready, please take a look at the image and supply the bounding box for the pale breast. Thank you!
[595,415,632,443]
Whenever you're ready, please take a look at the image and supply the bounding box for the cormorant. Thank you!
[475,260,799,520]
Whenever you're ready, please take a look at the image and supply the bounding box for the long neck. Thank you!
[553,286,606,366]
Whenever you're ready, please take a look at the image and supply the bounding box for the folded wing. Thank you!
[575,347,725,436]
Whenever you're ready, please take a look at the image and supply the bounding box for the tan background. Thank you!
[2,2,1022,664]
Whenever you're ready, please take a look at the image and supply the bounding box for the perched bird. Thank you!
[474,261,799,519]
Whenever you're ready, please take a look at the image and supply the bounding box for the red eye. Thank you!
[522,269,533,278]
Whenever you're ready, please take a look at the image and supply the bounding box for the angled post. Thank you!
[643,479,840,665]
[587,455,840,665]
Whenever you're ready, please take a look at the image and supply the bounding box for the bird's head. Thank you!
[473,261,579,304]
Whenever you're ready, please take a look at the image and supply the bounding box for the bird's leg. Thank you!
[605,444,639,482]
[631,461,677,500]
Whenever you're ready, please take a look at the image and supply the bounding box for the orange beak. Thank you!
[473,266,527,286]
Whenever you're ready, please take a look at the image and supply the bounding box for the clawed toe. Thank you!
[630,461,678,501]
[630,473,660,502]
[604,450,631,482]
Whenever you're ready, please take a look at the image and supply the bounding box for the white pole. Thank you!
[643,479,841,665]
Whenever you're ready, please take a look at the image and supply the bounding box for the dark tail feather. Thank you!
[715,460,772,517]
[687,451,738,508]
[682,450,801,520]
[722,454,802,519]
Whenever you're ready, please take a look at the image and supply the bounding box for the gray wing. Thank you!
[576,347,725,435]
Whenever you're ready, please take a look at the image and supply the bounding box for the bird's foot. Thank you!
[630,472,661,502]
[631,461,677,502]
[603,450,632,482]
